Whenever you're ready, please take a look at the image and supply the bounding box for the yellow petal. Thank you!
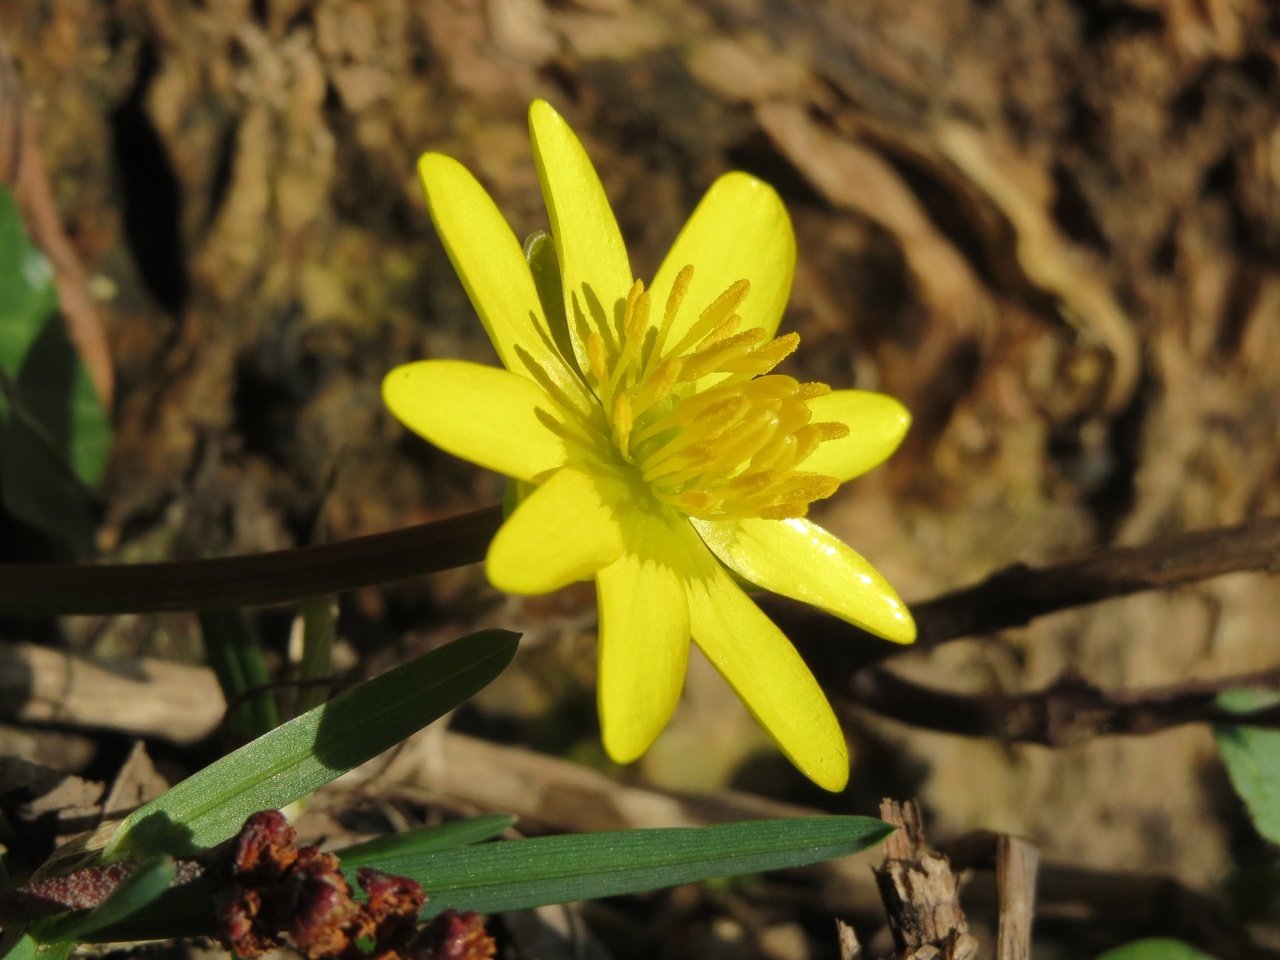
[487,466,625,594]
[383,360,567,482]
[692,517,916,644]
[417,152,587,407]
[528,101,633,372]
[800,390,911,482]
[596,511,691,763]
[648,173,796,344]
[679,527,849,791]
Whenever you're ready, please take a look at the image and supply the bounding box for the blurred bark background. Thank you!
[3,0,1279,954]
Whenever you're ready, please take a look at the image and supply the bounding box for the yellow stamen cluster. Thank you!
[584,266,848,520]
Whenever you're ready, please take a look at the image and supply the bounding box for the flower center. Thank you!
[582,265,848,521]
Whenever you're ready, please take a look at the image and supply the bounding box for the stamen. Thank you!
[646,264,694,371]
[666,279,750,358]
[612,393,634,462]
[587,270,847,522]
[587,331,608,390]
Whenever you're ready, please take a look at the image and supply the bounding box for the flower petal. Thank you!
[486,466,625,594]
[417,152,586,406]
[648,172,796,344]
[800,390,911,482]
[679,527,848,791]
[528,101,633,372]
[596,511,691,763]
[692,517,916,644]
[383,359,567,482]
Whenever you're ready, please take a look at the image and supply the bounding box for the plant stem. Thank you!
[0,506,503,614]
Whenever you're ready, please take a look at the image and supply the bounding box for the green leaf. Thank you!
[87,816,892,943]
[32,857,175,944]
[199,608,279,738]
[0,185,111,555]
[0,935,70,960]
[295,595,337,716]
[1214,688,1280,844]
[1095,938,1218,960]
[0,188,58,367]
[334,813,515,867]
[365,816,894,918]
[103,630,519,861]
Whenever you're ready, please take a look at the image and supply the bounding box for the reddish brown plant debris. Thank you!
[413,910,497,960]
[0,862,132,922]
[218,810,495,960]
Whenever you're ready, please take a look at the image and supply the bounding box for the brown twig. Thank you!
[942,832,1039,960]
[908,518,1280,645]
[842,667,1280,746]
[781,517,1280,678]
[873,799,978,960]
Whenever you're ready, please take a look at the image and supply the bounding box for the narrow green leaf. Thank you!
[33,857,175,944]
[103,630,518,861]
[0,935,68,960]
[1095,938,1218,960]
[295,595,337,716]
[294,470,338,718]
[86,816,892,943]
[335,813,515,867]
[364,816,894,918]
[1214,688,1280,844]
[200,608,279,738]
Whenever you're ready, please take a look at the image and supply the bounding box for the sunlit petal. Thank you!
[693,517,916,644]
[529,101,632,371]
[417,152,587,406]
[596,510,691,763]
[487,466,625,594]
[679,528,848,791]
[383,360,567,482]
[800,390,911,482]
[648,173,795,344]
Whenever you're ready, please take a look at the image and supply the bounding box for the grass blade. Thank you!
[199,609,278,738]
[86,816,891,943]
[103,630,519,861]
[363,816,893,917]
[334,813,515,867]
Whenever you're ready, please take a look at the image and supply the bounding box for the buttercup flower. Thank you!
[384,101,914,791]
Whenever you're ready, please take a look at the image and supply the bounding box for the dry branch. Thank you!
[873,799,978,960]
[841,666,1280,745]
[782,517,1280,678]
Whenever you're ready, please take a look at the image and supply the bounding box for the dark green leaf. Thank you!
[87,816,891,943]
[295,595,337,716]
[335,813,515,867]
[103,630,518,861]
[0,185,110,555]
[364,816,894,918]
[199,608,279,738]
[1214,688,1280,844]
[0,187,58,368]
[1095,938,1218,960]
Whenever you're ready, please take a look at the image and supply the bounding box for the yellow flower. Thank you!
[384,101,914,791]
